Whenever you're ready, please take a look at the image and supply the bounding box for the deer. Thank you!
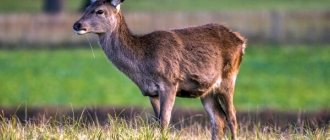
[73,0,246,139]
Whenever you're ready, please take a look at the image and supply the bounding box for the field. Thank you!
[0,114,329,140]
[1,0,329,139]
[0,44,329,110]
[1,0,330,12]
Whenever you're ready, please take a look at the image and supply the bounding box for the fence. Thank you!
[0,10,329,47]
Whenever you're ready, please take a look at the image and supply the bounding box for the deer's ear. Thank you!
[109,0,125,7]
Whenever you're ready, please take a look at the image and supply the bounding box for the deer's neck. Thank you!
[99,13,141,78]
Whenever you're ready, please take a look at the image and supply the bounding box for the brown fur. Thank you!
[73,0,246,139]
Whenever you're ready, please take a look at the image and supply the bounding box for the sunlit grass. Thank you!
[0,115,208,140]
[0,115,328,140]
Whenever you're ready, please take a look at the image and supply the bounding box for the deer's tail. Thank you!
[233,32,247,55]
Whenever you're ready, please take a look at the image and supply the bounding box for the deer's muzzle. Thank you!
[73,22,87,35]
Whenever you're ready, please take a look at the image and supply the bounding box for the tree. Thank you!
[81,0,92,12]
[43,0,64,14]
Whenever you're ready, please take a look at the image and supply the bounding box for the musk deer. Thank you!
[73,0,246,139]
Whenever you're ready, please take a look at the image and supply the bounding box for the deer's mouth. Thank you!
[75,29,88,35]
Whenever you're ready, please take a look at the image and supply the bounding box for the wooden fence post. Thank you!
[269,10,284,44]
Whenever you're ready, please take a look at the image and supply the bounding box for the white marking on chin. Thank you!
[74,30,88,35]
[116,4,121,11]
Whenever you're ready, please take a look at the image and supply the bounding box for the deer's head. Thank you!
[73,0,124,35]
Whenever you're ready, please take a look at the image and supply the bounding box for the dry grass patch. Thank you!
[0,115,329,140]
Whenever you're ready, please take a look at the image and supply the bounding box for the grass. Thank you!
[0,44,329,110]
[0,0,330,13]
[0,115,329,140]
[236,45,330,110]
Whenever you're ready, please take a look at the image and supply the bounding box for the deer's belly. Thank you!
[176,83,214,98]
[176,90,205,98]
[177,76,220,98]
[139,81,159,97]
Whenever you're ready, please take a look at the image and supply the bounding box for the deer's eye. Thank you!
[96,10,104,15]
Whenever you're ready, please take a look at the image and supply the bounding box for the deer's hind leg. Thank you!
[201,92,227,140]
[216,73,238,140]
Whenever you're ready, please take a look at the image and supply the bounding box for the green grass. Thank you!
[0,44,330,110]
[236,45,330,110]
[0,0,330,13]
[0,115,329,140]
[122,0,330,12]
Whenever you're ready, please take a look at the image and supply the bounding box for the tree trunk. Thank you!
[43,0,64,14]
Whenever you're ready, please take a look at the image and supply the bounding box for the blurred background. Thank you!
[0,0,329,115]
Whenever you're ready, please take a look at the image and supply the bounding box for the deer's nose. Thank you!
[73,22,82,31]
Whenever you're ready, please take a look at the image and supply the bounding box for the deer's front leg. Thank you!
[149,96,160,118]
[158,85,177,129]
